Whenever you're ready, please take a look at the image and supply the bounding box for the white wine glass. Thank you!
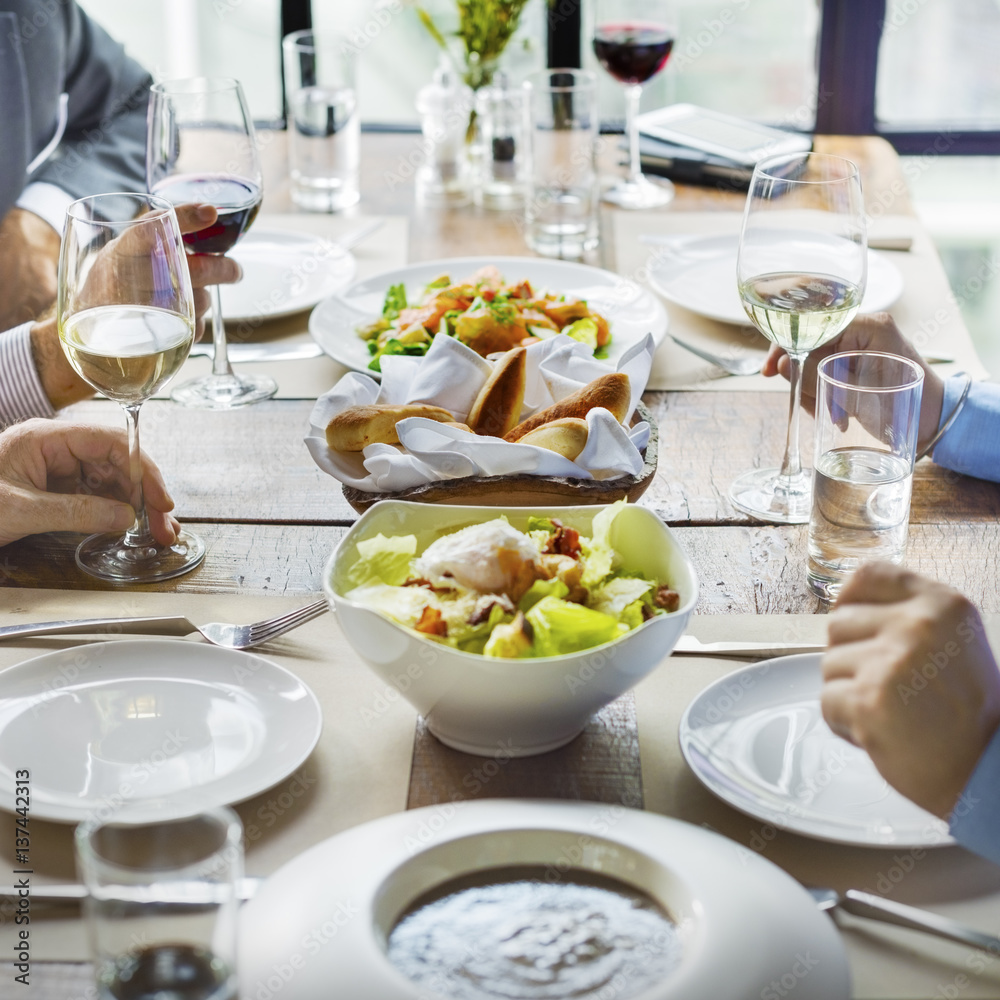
[58,193,206,582]
[729,152,868,524]
[592,0,677,209]
[147,76,275,409]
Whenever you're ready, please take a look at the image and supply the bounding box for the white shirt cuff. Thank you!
[0,322,55,426]
[15,183,76,235]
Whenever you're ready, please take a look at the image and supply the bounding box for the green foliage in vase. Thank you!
[415,0,532,90]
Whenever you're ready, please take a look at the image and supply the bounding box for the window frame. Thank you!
[545,0,1000,154]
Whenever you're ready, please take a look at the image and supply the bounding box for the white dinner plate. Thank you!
[647,234,905,325]
[679,654,953,848]
[220,228,357,322]
[0,639,322,823]
[309,255,669,376]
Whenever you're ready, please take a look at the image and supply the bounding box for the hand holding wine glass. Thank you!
[147,76,275,409]
[729,152,868,524]
[592,0,676,210]
[58,192,205,582]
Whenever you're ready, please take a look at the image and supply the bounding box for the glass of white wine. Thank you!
[58,193,205,582]
[729,152,868,524]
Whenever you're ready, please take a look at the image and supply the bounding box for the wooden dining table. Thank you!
[5,132,1000,999]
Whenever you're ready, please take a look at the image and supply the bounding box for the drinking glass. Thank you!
[729,152,868,524]
[282,29,361,212]
[523,69,599,259]
[147,77,276,409]
[76,806,243,1000]
[592,0,676,209]
[808,351,923,600]
[58,193,205,583]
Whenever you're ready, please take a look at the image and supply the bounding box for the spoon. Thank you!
[811,888,1000,954]
[669,334,766,376]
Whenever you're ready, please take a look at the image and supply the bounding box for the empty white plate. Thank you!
[0,640,322,823]
[679,653,952,847]
[220,228,357,323]
[309,255,669,376]
[647,233,905,325]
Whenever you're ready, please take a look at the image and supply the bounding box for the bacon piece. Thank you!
[654,587,680,612]
[415,606,448,637]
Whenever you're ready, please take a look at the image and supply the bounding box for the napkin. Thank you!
[305,333,655,493]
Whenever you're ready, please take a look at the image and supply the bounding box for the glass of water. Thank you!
[282,30,360,212]
[76,805,244,1000]
[523,69,599,259]
[807,351,924,601]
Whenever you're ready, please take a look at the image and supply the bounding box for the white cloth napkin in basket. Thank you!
[305,333,654,493]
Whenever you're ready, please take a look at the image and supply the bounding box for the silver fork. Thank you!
[0,599,329,650]
[670,334,767,376]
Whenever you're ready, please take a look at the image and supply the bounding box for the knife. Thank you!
[2,877,264,906]
[188,341,323,362]
[672,636,826,657]
[812,888,1000,954]
[639,233,914,252]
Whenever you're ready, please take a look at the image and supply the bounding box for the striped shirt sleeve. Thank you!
[0,322,55,427]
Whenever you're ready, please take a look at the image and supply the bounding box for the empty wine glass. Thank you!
[147,77,276,409]
[729,152,868,524]
[58,193,205,582]
[592,0,677,209]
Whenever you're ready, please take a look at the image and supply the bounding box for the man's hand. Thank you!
[0,208,61,329]
[0,418,179,547]
[822,563,1000,818]
[28,203,243,411]
[762,313,945,455]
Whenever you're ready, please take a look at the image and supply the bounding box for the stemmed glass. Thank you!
[729,152,868,524]
[147,77,276,409]
[58,193,206,582]
[592,0,677,209]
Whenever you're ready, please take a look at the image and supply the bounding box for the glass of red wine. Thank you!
[147,77,276,408]
[593,0,677,210]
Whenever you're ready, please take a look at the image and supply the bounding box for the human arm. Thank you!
[0,204,241,422]
[762,313,946,455]
[0,418,178,547]
[821,564,1000,859]
[0,2,151,327]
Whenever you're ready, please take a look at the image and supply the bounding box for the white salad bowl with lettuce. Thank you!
[323,500,698,756]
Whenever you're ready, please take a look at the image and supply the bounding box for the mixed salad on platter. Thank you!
[343,502,679,658]
[356,264,612,372]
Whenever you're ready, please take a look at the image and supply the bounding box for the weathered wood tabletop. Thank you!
[7,133,1000,999]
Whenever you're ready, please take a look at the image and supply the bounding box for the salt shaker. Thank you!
[475,72,530,209]
[415,60,474,205]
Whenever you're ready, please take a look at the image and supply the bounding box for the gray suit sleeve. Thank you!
[30,2,152,199]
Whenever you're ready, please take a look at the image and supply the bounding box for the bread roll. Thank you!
[326,403,454,452]
[518,417,589,460]
[504,372,631,443]
[467,347,527,438]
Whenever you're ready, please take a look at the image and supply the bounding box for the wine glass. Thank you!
[729,152,868,524]
[58,193,206,582]
[147,77,276,409]
[592,0,677,210]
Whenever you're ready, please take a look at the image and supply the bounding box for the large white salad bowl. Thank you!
[323,501,698,756]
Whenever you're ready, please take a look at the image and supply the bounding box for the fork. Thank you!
[0,599,329,650]
[669,334,767,376]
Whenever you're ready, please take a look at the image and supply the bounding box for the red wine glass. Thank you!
[147,77,276,409]
[593,0,677,209]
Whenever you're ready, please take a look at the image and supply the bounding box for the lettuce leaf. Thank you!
[588,576,654,617]
[349,533,417,587]
[525,596,625,657]
[518,578,569,614]
[580,499,628,589]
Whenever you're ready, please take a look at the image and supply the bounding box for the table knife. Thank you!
[672,636,826,657]
[2,877,264,905]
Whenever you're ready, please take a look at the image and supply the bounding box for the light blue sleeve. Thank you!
[931,377,1000,483]
[949,726,1000,866]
